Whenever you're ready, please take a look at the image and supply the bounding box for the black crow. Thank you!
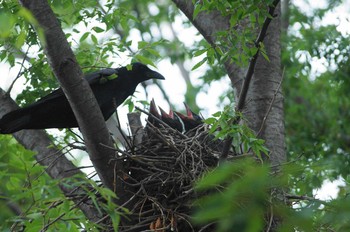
[159,107,184,132]
[0,63,165,134]
[176,103,203,132]
[147,98,161,126]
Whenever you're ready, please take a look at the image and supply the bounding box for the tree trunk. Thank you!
[245,3,286,167]
[19,0,117,191]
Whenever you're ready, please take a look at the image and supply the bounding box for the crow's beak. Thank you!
[169,109,175,119]
[150,99,160,117]
[175,111,187,120]
[159,107,171,119]
[183,103,194,118]
[148,70,165,80]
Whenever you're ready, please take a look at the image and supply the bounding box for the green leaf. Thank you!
[203,117,216,125]
[147,48,161,57]
[230,14,238,27]
[17,7,36,25]
[92,26,104,33]
[120,17,128,31]
[212,111,221,117]
[196,164,233,190]
[193,2,202,20]
[15,31,26,48]
[260,47,270,62]
[0,12,15,37]
[27,212,42,220]
[193,49,207,57]
[107,73,118,80]
[91,34,98,44]
[250,47,259,56]
[80,32,89,42]
[128,100,134,112]
[138,41,148,49]
[191,57,207,71]
[135,54,156,67]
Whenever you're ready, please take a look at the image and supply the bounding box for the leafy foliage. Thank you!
[0,137,96,231]
[193,159,270,232]
[192,0,273,70]
[283,2,350,189]
[204,107,268,160]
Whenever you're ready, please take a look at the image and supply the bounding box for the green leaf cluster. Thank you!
[192,0,272,70]
[283,1,350,190]
[193,159,271,232]
[0,136,96,231]
[204,107,268,160]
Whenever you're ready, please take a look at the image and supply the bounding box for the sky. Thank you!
[1,0,349,200]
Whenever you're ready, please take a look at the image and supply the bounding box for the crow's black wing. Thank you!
[85,68,118,84]
[33,88,64,105]
[32,68,118,105]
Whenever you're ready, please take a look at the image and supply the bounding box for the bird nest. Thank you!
[115,112,222,231]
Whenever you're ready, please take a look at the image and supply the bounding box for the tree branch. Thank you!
[7,46,30,94]
[19,0,116,190]
[285,194,329,206]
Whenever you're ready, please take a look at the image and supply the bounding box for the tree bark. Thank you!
[281,0,290,32]
[19,0,117,191]
[245,3,286,166]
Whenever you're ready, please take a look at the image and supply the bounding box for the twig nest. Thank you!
[117,121,222,231]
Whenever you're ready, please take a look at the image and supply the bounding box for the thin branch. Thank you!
[96,0,135,55]
[285,194,329,206]
[266,194,274,232]
[114,110,132,149]
[40,213,66,231]
[7,46,31,94]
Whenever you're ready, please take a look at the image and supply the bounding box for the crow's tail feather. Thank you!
[0,109,30,134]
